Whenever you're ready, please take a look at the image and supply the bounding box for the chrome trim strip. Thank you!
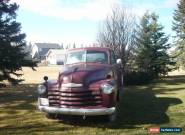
[61,83,82,88]
[38,106,115,116]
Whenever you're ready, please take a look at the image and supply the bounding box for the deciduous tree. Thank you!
[97,6,137,73]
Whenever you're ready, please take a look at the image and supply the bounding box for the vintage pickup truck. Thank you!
[37,47,123,121]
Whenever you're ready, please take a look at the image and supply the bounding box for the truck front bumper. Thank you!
[38,98,115,116]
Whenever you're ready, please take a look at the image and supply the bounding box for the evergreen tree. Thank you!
[0,1,37,83]
[136,12,172,78]
[172,0,185,67]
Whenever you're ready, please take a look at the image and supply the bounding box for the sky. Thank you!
[12,0,180,46]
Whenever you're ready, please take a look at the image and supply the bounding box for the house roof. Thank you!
[33,43,61,59]
[39,48,51,57]
[35,43,61,49]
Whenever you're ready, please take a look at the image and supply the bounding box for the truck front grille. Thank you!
[48,87,102,108]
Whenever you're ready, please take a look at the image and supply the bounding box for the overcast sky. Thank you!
[12,0,179,45]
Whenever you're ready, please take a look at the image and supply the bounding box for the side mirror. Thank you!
[116,59,122,64]
[43,76,48,82]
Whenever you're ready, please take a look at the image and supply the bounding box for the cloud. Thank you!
[163,0,179,8]
[12,0,120,21]
[12,0,180,21]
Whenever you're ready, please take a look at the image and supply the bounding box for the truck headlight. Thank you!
[101,83,114,94]
[37,84,46,95]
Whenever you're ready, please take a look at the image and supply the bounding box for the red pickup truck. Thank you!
[37,47,123,121]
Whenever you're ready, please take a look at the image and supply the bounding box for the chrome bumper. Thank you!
[38,106,115,116]
[38,98,115,116]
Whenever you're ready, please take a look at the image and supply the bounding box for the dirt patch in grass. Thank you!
[18,66,60,84]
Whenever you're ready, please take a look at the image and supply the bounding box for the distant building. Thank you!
[31,43,61,60]
[46,49,65,65]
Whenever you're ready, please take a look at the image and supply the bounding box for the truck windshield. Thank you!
[66,50,108,64]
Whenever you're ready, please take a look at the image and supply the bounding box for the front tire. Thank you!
[107,105,118,122]
[108,112,117,122]
[45,113,57,119]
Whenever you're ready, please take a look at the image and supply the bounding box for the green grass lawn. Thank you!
[0,75,185,135]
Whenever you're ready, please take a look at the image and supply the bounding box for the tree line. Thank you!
[0,0,185,84]
[98,0,185,84]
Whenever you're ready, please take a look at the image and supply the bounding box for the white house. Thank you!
[46,49,66,65]
[31,43,61,60]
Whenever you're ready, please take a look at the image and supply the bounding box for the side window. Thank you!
[111,51,116,64]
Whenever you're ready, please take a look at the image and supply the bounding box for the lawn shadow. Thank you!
[152,75,185,94]
[157,75,185,85]
[114,87,182,128]
[0,84,38,114]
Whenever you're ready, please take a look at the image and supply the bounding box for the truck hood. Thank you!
[59,63,112,86]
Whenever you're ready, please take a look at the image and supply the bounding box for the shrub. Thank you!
[123,71,153,85]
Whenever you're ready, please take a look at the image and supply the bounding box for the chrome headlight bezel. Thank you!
[101,83,114,94]
[37,84,47,95]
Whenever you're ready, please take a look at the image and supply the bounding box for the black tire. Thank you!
[106,105,118,122]
[108,112,117,122]
[45,113,57,119]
